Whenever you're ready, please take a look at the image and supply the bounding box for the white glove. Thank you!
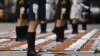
[82,12,86,16]
[32,4,39,14]
[20,7,25,14]
[80,4,89,9]
[84,6,89,9]
[61,8,66,14]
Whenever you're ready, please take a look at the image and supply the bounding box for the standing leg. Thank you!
[71,19,78,34]
[15,0,29,41]
[55,19,65,42]
[82,21,87,30]
[40,21,47,33]
[52,21,57,33]
[70,3,82,34]
[16,18,28,41]
[27,20,38,56]
[27,0,46,55]
[82,14,87,30]
[54,0,69,42]
[64,20,68,30]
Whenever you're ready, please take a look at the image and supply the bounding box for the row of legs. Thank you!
[16,18,87,56]
[16,19,47,56]
[16,19,47,41]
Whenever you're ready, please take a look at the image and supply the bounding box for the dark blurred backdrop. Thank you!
[0,0,100,23]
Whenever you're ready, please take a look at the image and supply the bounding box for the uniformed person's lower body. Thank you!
[63,8,70,30]
[53,4,68,42]
[40,3,53,34]
[15,4,29,41]
[53,5,70,32]
[27,3,46,56]
[70,5,82,34]
[81,11,89,30]
[40,3,48,33]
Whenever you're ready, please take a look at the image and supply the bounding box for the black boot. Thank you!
[82,22,87,30]
[27,32,37,56]
[16,26,28,41]
[64,22,68,30]
[52,27,56,33]
[55,27,66,42]
[40,23,47,33]
[72,23,78,34]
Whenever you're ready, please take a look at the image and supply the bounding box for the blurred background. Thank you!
[0,0,100,23]
[0,0,17,22]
